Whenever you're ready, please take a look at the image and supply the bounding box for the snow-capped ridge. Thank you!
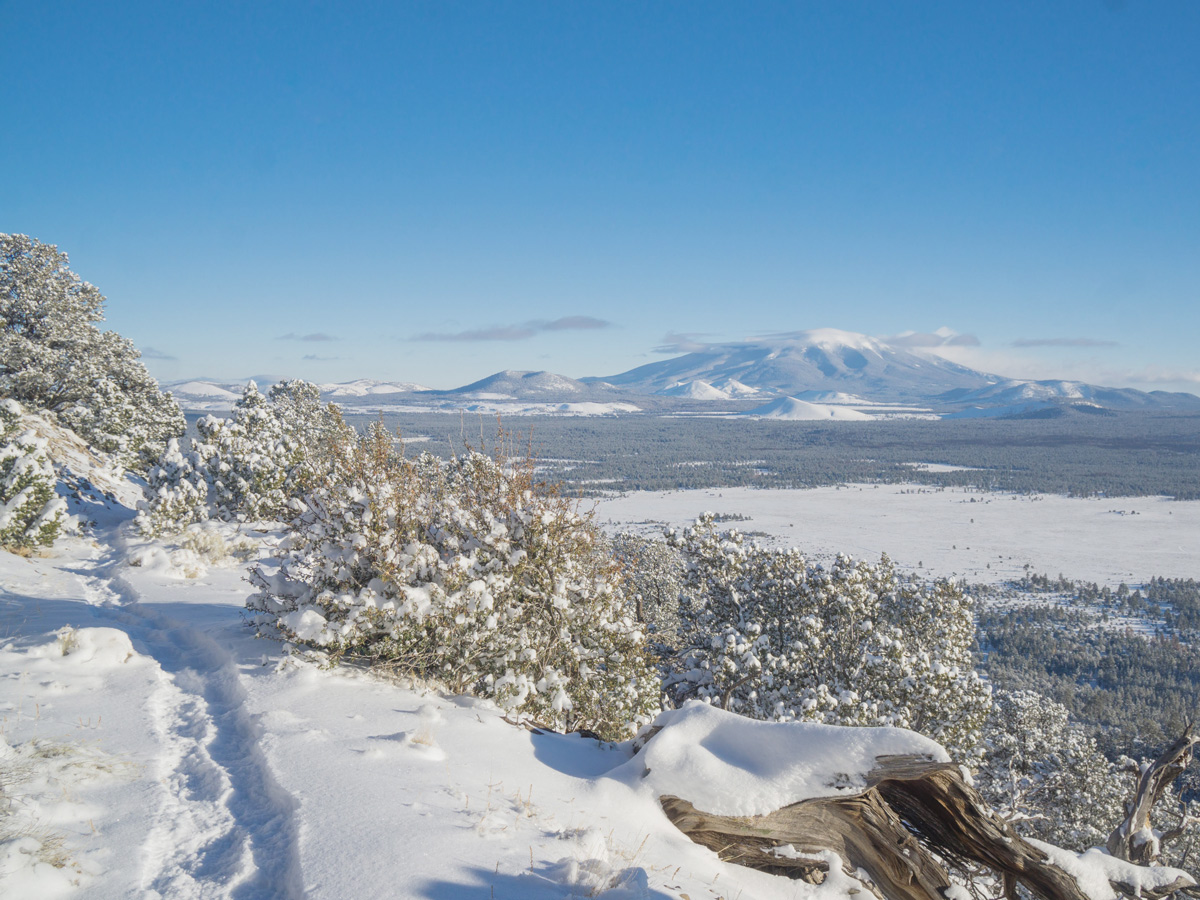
[450,369,591,397]
[712,377,761,397]
[319,379,432,397]
[167,381,243,401]
[794,390,869,405]
[743,396,874,421]
[940,379,1200,413]
[655,380,731,400]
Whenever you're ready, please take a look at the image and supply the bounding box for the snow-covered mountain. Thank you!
[742,396,874,421]
[793,390,871,405]
[167,378,434,412]
[587,329,997,403]
[446,369,596,398]
[939,379,1200,412]
[166,380,244,402]
[654,380,731,400]
[712,377,761,397]
[318,378,431,397]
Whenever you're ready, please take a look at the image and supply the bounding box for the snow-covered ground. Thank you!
[596,484,1200,587]
[4,516,820,899]
[4,475,1198,898]
[2,475,962,900]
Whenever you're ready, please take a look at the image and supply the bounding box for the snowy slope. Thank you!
[793,390,870,405]
[4,446,1196,897]
[166,380,243,401]
[742,396,874,421]
[654,380,731,400]
[0,519,939,900]
[710,377,759,397]
[938,379,1200,412]
[449,370,593,397]
[0,461,908,900]
[318,379,432,397]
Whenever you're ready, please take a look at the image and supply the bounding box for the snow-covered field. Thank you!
[4,477,1198,898]
[596,484,1200,588]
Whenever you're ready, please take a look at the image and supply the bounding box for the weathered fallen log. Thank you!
[657,751,1196,900]
[660,787,952,900]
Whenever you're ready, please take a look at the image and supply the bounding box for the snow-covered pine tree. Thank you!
[667,513,991,758]
[0,234,185,469]
[246,425,659,740]
[0,399,67,550]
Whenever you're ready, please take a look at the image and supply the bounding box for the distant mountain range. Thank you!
[165,329,1200,419]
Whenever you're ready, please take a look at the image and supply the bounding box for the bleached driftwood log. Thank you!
[1106,727,1199,865]
[658,753,1197,900]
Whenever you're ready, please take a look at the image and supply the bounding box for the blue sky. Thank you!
[3,1,1198,391]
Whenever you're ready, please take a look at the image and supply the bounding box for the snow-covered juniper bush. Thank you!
[0,400,67,550]
[138,379,354,534]
[665,513,991,759]
[0,234,185,471]
[975,688,1125,852]
[246,424,660,740]
[609,532,687,636]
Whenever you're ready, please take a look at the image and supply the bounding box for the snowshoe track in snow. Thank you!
[75,568,303,900]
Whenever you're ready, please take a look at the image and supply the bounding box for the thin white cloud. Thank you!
[541,316,611,332]
[140,346,177,360]
[886,328,981,348]
[653,332,715,354]
[278,332,340,342]
[413,316,613,342]
[414,324,539,342]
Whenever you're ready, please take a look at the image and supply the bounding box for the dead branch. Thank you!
[1106,727,1199,864]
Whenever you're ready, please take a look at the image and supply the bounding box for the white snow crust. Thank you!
[1027,839,1195,900]
[633,702,947,816]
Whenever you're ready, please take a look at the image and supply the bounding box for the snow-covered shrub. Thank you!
[247,426,659,739]
[667,514,991,758]
[975,689,1125,851]
[609,533,687,637]
[137,438,210,535]
[0,234,184,469]
[138,380,354,534]
[194,382,292,522]
[0,400,67,550]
